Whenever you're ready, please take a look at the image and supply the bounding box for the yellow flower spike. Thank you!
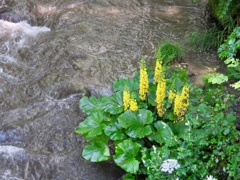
[173,93,182,118]
[123,89,131,111]
[156,103,165,117]
[182,85,189,99]
[153,59,163,84]
[173,85,190,120]
[123,89,138,111]
[139,58,149,101]
[155,77,166,117]
[129,98,138,111]
[181,85,189,113]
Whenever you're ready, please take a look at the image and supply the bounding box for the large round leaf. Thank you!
[75,112,106,139]
[102,91,124,115]
[113,139,141,173]
[79,96,104,115]
[168,121,188,138]
[82,138,110,162]
[148,121,173,144]
[113,78,139,92]
[104,122,125,140]
[118,109,153,138]
[122,173,135,180]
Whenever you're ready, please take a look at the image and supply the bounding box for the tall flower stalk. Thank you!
[123,89,138,111]
[154,59,163,84]
[139,58,149,101]
[156,77,166,117]
[173,84,189,119]
[123,89,131,111]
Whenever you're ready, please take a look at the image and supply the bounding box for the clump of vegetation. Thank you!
[208,0,240,32]
[189,27,223,51]
[157,42,183,64]
[190,0,240,90]
[217,27,240,89]
[75,45,239,179]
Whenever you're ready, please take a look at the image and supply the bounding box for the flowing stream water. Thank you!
[0,0,221,179]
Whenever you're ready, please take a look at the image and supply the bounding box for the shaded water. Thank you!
[0,0,219,179]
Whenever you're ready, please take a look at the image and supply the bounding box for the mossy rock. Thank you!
[208,0,240,27]
[208,0,220,22]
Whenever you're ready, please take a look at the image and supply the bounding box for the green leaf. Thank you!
[113,77,139,92]
[147,84,157,106]
[79,96,103,115]
[163,111,177,121]
[226,114,237,123]
[231,81,240,90]
[75,112,106,139]
[118,109,153,138]
[102,91,124,114]
[82,137,110,162]
[148,121,174,144]
[113,139,141,173]
[175,77,184,92]
[122,173,135,180]
[224,57,239,68]
[168,121,188,138]
[208,73,228,84]
[104,122,126,140]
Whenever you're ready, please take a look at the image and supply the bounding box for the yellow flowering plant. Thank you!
[75,47,238,179]
[139,58,149,101]
[74,52,193,174]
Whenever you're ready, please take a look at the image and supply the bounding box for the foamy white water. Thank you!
[0,20,50,46]
[0,145,25,157]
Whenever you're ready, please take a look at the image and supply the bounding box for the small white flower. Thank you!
[206,175,217,180]
[160,159,180,174]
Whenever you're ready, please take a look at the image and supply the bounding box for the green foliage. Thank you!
[231,81,240,89]
[148,121,174,144]
[207,73,228,85]
[122,173,135,180]
[201,0,240,90]
[217,0,233,20]
[141,146,179,180]
[189,27,223,51]
[114,139,141,174]
[218,27,240,59]
[141,84,239,180]
[82,135,110,162]
[157,42,184,64]
[118,110,153,138]
[217,26,240,89]
[75,51,239,179]
[75,60,188,175]
[190,0,240,90]
[208,0,240,30]
[75,112,107,139]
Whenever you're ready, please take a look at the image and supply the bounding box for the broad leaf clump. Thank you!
[75,46,239,179]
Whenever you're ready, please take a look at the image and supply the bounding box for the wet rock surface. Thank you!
[0,97,124,179]
[0,0,37,25]
[0,12,23,23]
